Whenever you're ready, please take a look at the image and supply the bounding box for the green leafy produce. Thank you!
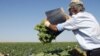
[0,42,86,56]
[34,20,61,43]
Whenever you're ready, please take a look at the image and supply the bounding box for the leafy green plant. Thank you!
[34,20,61,44]
[0,42,86,56]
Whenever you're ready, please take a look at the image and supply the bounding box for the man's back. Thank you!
[72,12,100,50]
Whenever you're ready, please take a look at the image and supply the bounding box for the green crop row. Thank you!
[0,42,86,56]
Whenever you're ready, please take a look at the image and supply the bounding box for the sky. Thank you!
[0,0,100,42]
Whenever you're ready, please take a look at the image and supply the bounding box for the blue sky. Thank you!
[0,0,100,42]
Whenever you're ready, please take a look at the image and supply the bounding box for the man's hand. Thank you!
[65,15,71,20]
[44,19,50,27]
[44,19,58,32]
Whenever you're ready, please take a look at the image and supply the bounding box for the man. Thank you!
[44,0,100,56]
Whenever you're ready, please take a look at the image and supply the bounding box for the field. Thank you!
[0,42,86,56]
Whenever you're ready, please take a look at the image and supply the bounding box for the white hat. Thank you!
[71,0,83,4]
[68,0,84,10]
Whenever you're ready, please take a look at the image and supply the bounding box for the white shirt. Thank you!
[57,12,100,50]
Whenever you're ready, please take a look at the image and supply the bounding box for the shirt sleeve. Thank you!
[56,13,92,31]
[56,17,78,31]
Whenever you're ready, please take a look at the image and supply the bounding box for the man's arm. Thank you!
[44,20,58,32]
[49,24,58,32]
[44,15,71,32]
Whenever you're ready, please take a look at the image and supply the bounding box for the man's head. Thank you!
[68,2,85,16]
